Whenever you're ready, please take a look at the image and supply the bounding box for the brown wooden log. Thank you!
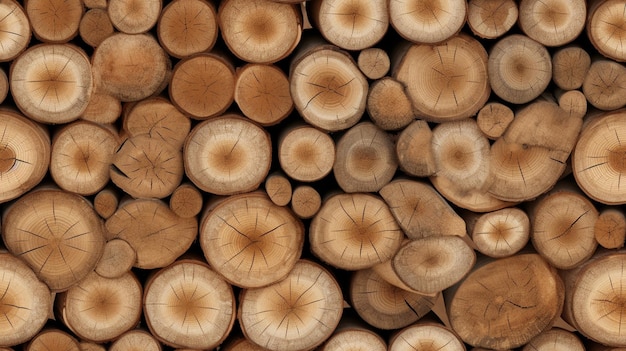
[467,207,530,258]
[521,328,585,351]
[555,88,588,118]
[122,96,191,150]
[0,109,50,204]
[143,259,236,349]
[79,8,114,47]
[290,40,368,131]
[2,188,106,292]
[92,33,171,102]
[467,0,518,39]
[238,259,343,351]
[80,92,122,124]
[388,0,466,44]
[529,187,598,269]
[307,0,388,51]
[446,254,564,350]
[108,0,161,34]
[109,330,162,351]
[110,135,184,199]
[25,0,82,42]
[393,34,490,122]
[488,34,552,104]
[572,109,626,204]
[309,192,403,270]
[78,342,106,351]
[157,0,218,58]
[25,329,80,351]
[357,48,390,80]
[551,45,591,90]
[219,0,302,63]
[518,0,586,47]
[372,253,438,296]
[476,102,514,140]
[350,268,437,330]
[0,0,30,61]
[334,122,397,192]
[184,114,272,195]
[55,271,142,343]
[587,0,626,62]
[105,198,198,269]
[199,192,304,288]
[94,238,136,278]
[169,183,203,219]
[582,58,626,111]
[234,63,293,126]
[0,252,51,347]
[264,172,292,206]
[50,121,118,196]
[93,187,119,219]
[366,77,415,131]
[318,313,388,351]
[169,53,235,120]
[388,322,466,351]
[395,120,436,177]
[10,43,93,124]
[290,185,321,219]
[380,178,466,239]
[278,123,335,182]
[595,208,626,249]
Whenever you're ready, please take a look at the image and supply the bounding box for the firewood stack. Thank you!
[3,0,626,349]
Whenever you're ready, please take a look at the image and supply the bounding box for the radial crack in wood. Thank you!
[157,0,218,58]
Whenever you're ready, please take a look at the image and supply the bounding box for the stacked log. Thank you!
[5,0,626,350]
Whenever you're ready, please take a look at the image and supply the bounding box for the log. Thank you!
[521,328,585,351]
[25,0,82,42]
[157,0,218,58]
[572,109,626,204]
[0,252,50,347]
[395,120,436,177]
[50,121,118,196]
[309,192,403,270]
[2,188,106,292]
[78,8,114,47]
[349,267,437,330]
[94,238,136,278]
[446,254,564,350]
[169,183,203,219]
[357,48,390,80]
[587,0,626,62]
[107,0,161,34]
[595,208,626,249]
[55,271,142,343]
[476,102,514,140]
[467,207,530,258]
[264,172,292,206]
[392,236,476,294]
[25,329,80,351]
[319,324,387,351]
[467,0,517,39]
[143,259,236,349]
[393,34,490,122]
[388,0,466,44]
[518,0,586,47]
[238,259,343,351]
[10,43,93,124]
[307,0,389,51]
[487,34,552,104]
[290,40,368,131]
[582,58,626,111]
[91,33,171,102]
[234,63,293,126]
[529,187,599,269]
[388,322,466,351]
[109,330,162,351]
[105,198,198,269]
[278,123,335,182]
[0,0,30,61]
[79,342,106,351]
[290,185,321,219]
[380,178,467,239]
[168,53,235,119]
[93,187,119,219]
[219,0,302,63]
[551,45,591,90]
[199,192,304,288]
[334,122,397,193]
[110,135,184,199]
[0,109,50,204]
[366,77,415,131]
[183,114,272,195]
[80,92,122,124]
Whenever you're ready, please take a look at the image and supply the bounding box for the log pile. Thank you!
[4,0,626,350]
